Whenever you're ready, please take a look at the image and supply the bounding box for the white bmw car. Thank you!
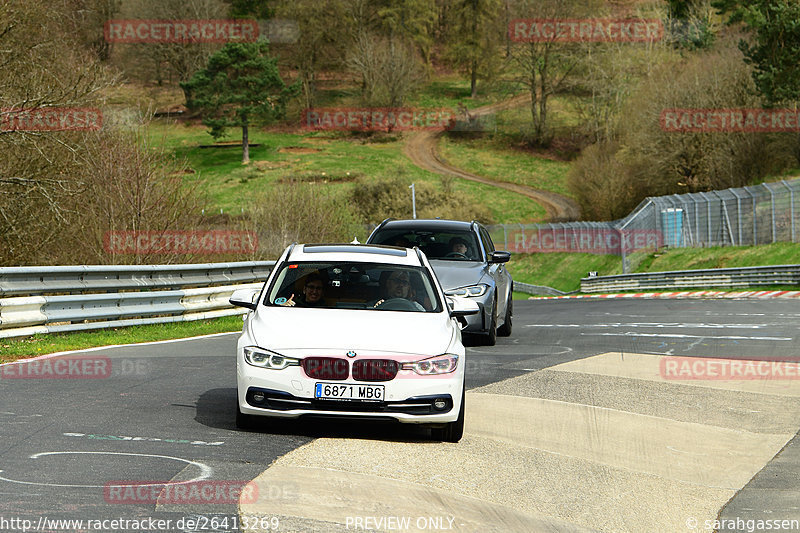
[229,243,479,442]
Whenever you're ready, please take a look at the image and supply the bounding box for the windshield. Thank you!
[264,261,443,312]
[370,229,482,261]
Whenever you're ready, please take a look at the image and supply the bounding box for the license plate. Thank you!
[315,382,385,401]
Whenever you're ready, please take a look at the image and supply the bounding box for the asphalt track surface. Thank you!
[1,298,799,532]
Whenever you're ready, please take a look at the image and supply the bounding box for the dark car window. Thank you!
[370,229,481,261]
[263,261,442,312]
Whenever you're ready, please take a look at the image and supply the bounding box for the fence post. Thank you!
[763,183,776,243]
[752,189,757,245]
[784,180,796,243]
[731,188,743,245]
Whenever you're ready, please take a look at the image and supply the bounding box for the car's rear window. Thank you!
[263,262,443,312]
[369,229,482,261]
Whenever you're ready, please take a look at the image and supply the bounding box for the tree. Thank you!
[61,0,121,61]
[181,42,297,164]
[664,0,715,50]
[0,0,114,265]
[273,0,348,109]
[372,0,437,65]
[443,0,503,98]
[226,0,272,19]
[347,33,425,107]
[568,43,797,220]
[114,0,228,101]
[715,0,800,105]
[506,0,592,145]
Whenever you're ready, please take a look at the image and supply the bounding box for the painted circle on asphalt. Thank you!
[0,451,211,488]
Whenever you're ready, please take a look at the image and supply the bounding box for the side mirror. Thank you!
[447,296,480,329]
[489,251,511,264]
[229,288,260,310]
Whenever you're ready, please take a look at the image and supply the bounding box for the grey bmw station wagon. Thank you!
[367,219,512,345]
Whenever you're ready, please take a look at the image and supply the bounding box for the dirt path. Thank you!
[404,94,581,222]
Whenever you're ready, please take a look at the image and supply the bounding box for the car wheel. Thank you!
[497,295,512,337]
[482,297,497,346]
[431,384,465,443]
[235,403,259,430]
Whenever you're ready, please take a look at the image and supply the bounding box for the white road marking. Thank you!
[525,323,771,329]
[581,332,792,341]
[0,451,211,488]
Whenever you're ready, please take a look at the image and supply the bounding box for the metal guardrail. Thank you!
[580,264,800,293]
[513,281,573,297]
[0,262,274,339]
[0,262,273,297]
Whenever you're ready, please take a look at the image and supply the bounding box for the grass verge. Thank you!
[508,242,800,293]
[0,315,244,363]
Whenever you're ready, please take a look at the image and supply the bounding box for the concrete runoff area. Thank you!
[238,352,800,532]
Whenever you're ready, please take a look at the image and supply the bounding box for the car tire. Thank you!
[497,295,512,337]
[235,403,259,430]
[482,297,497,346]
[431,384,465,443]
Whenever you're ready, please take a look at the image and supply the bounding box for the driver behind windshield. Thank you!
[372,271,425,310]
[448,237,469,257]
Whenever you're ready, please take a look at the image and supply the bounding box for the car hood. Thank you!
[428,260,488,291]
[249,308,454,356]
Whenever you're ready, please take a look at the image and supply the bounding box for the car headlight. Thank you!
[402,354,459,375]
[445,284,488,297]
[243,346,300,370]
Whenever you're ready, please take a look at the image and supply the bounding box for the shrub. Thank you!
[568,39,798,221]
[350,176,494,225]
[238,180,364,258]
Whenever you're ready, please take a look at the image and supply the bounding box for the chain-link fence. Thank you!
[486,178,800,272]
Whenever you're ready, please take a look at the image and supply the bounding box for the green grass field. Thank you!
[148,119,546,224]
[507,242,800,293]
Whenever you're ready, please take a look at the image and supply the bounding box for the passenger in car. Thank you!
[372,271,425,310]
[280,273,326,307]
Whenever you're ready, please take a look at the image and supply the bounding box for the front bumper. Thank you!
[459,296,491,334]
[237,365,463,424]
